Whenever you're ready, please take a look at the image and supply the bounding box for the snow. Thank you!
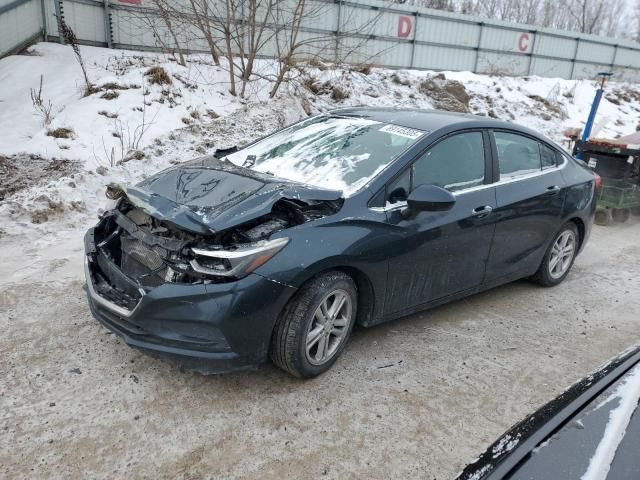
[226,116,421,195]
[491,432,520,459]
[0,41,639,284]
[581,364,640,480]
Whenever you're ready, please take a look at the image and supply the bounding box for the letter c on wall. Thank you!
[517,33,530,52]
[397,16,412,38]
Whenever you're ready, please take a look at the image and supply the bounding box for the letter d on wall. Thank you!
[397,16,412,38]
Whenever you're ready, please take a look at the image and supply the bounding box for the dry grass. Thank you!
[46,127,74,139]
[98,110,118,119]
[145,66,172,86]
[100,82,130,91]
[331,85,349,101]
[100,91,120,100]
[351,64,373,75]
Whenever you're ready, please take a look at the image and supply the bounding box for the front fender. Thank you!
[253,219,392,322]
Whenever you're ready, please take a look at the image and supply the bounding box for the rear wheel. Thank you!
[594,208,613,226]
[612,208,630,223]
[531,222,579,287]
[631,206,640,217]
[270,271,357,378]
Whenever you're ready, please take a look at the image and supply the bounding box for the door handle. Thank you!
[472,205,493,218]
[544,185,561,195]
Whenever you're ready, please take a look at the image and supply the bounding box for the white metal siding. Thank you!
[0,0,42,57]
[3,0,640,83]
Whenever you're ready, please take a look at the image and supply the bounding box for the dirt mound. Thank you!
[418,74,470,113]
[0,154,80,202]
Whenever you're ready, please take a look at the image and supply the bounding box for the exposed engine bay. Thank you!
[91,195,341,290]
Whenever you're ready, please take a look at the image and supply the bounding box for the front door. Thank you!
[382,130,498,316]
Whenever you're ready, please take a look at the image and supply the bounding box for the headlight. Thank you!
[190,237,289,278]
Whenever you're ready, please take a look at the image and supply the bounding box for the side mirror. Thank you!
[406,184,456,212]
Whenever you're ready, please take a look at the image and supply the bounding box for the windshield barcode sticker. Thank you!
[379,124,424,140]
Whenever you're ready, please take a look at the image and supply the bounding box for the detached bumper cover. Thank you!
[84,230,297,373]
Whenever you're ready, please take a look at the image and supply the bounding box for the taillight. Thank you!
[594,173,602,189]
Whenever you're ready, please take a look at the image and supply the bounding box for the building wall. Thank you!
[3,0,640,82]
[0,0,44,57]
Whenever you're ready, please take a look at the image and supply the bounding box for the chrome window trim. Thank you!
[369,156,567,213]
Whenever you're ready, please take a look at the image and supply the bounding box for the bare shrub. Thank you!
[112,92,156,164]
[30,75,54,126]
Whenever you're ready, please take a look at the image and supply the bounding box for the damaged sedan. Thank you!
[84,108,598,378]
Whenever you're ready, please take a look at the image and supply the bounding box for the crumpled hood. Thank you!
[123,156,342,234]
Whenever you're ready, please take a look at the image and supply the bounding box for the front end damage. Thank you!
[84,177,342,373]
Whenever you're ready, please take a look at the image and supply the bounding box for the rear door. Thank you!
[381,130,498,315]
[484,130,566,283]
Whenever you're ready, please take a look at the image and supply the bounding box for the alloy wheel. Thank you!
[305,289,353,366]
[548,230,576,280]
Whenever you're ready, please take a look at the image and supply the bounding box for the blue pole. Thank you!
[576,72,611,159]
[581,88,603,142]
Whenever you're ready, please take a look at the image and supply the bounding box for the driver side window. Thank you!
[385,131,485,205]
[413,132,485,192]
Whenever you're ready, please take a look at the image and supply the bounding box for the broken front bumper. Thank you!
[84,229,297,373]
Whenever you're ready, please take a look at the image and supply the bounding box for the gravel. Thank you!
[1,219,639,479]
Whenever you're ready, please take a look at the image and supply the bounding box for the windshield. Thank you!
[225,115,425,195]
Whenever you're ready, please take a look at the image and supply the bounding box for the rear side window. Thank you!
[412,132,485,192]
[494,131,541,178]
[540,144,558,169]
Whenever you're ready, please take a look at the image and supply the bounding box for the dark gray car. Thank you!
[84,109,598,377]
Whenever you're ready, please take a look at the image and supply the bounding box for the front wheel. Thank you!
[531,222,579,287]
[270,271,357,378]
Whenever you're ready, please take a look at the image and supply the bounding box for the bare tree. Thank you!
[119,0,381,98]
[456,0,627,38]
[151,0,187,66]
[566,0,605,34]
[186,0,222,65]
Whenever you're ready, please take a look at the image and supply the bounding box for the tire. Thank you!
[594,208,613,226]
[631,206,640,217]
[531,222,580,287]
[270,271,357,378]
[612,208,630,223]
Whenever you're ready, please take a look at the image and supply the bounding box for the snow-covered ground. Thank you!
[0,42,639,285]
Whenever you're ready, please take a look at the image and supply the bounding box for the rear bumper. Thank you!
[84,232,297,373]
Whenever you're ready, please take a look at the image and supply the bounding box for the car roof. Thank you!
[329,107,541,138]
